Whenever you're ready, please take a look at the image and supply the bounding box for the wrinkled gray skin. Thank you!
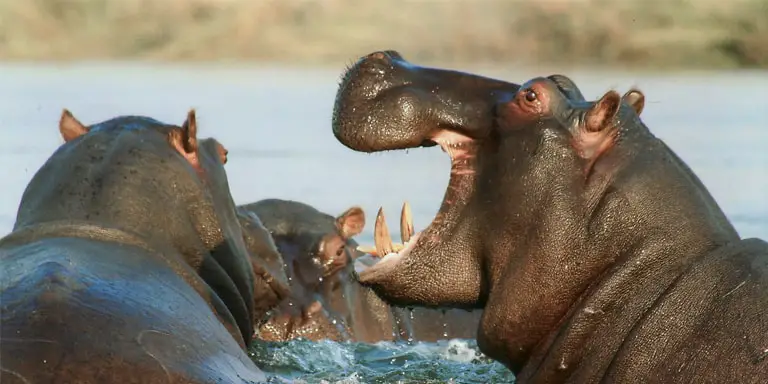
[0,111,282,383]
[331,50,768,383]
[241,199,481,343]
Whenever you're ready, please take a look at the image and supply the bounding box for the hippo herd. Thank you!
[1,50,766,383]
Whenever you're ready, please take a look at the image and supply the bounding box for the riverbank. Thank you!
[0,0,765,70]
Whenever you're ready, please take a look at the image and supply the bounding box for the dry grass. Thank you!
[0,0,766,69]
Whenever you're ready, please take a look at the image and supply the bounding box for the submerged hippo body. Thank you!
[331,51,768,383]
[0,111,281,383]
[241,199,482,343]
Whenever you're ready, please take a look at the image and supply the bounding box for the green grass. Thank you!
[0,0,766,69]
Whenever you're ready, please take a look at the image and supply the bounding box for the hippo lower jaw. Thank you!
[355,130,478,284]
[354,233,421,281]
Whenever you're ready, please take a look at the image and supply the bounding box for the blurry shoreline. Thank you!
[0,0,766,70]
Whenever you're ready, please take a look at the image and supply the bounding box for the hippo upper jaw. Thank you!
[332,50,519,153]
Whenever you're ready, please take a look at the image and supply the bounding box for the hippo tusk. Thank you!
[400,201,414,244]
[374,207,395,257]
[357,205,413,256]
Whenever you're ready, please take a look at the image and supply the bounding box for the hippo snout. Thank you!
[338,50,415,99]
[333,50,522,153]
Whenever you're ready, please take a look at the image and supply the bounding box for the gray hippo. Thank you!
[0,110,287,383]
[240,199,482,343]
[331,50,768,383]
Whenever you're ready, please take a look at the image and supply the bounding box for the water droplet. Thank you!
[318,276,323,283]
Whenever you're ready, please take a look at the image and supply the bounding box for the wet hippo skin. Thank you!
[241,199,482,343]
[331,50,768,383]
[0,110,279,383]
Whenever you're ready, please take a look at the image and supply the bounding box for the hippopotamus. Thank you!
[330,50,768,383]
[0,110,287,383]
[240,199,482,343]
[239,199,365,342]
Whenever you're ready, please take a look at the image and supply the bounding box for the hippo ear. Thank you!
[59,109,89,142]
[585,90,622,133]
[169,109,200,168]
[181,109,199,154]
[621,89,645,116]
[336,206,365,238]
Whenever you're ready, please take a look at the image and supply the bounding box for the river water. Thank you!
[0,63,766,383]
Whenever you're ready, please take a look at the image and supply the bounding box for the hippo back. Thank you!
[0,113,268,383]
[0,236,264,384]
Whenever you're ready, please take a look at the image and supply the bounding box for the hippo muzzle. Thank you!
[332,50,520,152]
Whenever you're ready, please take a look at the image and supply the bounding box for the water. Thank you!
[251,339,514,383]
[0,63,766,383]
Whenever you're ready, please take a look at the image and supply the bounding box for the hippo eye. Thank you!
[524,89,538,103]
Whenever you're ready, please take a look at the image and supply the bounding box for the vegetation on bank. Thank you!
[0,0,766,69]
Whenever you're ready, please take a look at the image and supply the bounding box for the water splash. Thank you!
[441,310,449,338]
[251,338,516,383]
[389,307,415,344]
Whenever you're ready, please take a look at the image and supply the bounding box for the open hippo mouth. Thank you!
[332,51,520,290]
[353,139,475,283]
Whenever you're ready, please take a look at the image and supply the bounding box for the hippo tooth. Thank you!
[374,207,395,257]
[400,201,414,244]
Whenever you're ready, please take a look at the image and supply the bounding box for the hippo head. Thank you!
[239,199,365,342]
[333,52,742,370]
[332,51,521,307]
[26,109,293,350]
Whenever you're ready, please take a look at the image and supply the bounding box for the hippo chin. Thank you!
[0,110,282,383]
[332,51,768,383]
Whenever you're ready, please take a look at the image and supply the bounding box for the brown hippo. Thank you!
[0,110,286,383]
[331,50,768,383]
[240,199,482,343]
